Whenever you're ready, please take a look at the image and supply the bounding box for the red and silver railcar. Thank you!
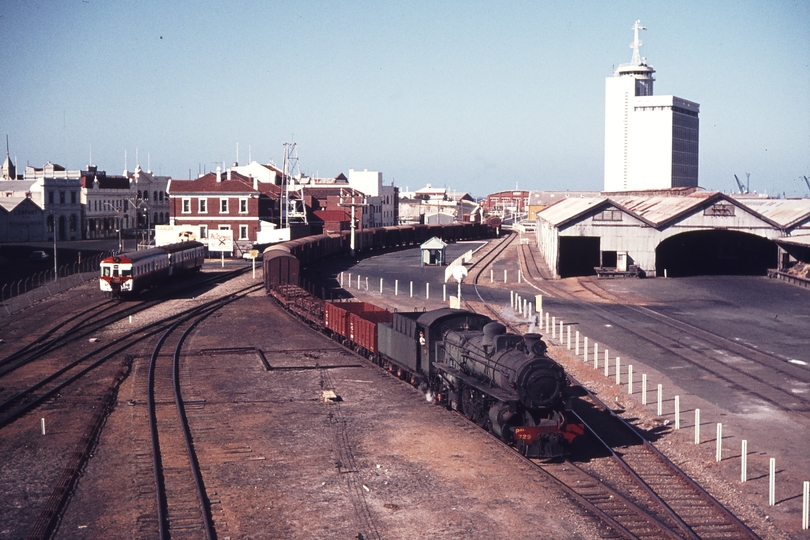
[100,241,206,295]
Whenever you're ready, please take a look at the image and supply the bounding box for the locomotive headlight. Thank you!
[518,364,563,409]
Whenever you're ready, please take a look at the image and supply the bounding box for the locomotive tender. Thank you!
[100,241,206,295]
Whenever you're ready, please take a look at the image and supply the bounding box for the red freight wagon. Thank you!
[324,301,390,349]
[348,309,393,354]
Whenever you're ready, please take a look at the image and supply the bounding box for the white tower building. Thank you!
[604,21,700,192]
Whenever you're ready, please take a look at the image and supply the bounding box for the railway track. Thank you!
[0,268,248,381]
[463,236,759,539]
[147,296,245,540]
[516,245,810,416]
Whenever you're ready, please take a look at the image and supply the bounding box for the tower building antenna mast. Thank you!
[630,20,647,65]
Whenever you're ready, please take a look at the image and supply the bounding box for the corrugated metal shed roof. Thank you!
[535,197,608,227]
[536,192,810,231]
[736,199,810,229]
[774,234,810,248]
[610,193,715,226]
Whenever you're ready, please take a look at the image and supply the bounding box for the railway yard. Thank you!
[1,232,808,538]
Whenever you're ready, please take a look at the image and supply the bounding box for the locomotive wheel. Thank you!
[462,389,487,427]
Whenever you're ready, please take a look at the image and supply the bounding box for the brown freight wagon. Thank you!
[262,248,299,290]
[324,301,391,352]
[348,309,393,354]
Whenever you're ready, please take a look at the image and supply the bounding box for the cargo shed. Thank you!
[535,191,810,278]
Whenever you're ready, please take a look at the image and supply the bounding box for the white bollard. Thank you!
[628,365,633,394]
[380,278,383,293]
[527,303,532,320]
[395,280,398,296]
[642,374,647,405]
[551,317,556,339]
[490,269,493,283]
[674,395,680,429]
[347,273,351,287]
[770,458,776,506]
[365,277,368,290]
[129,315,133,324]
[536,294,543,313]
[615,357,621,385]
[340,272,344,287]
[803,481,809,529]
[567,326,571,350]
[357,275,360,289]
[504,269,507,283]
[426,283,429,299]
[410,281,413,297]
[41,418,46,435]
[695,409,701,444]
[545,312,550,333]
[510,290,514,309]
[584,337,588,363]
[657,384,663,416]
[741,440,748,483]
[443,284,446,302]
[593,343,599,369]
[604,351,609,377]
[524,299,528,318]
[559,320,564,343]
[518,269,522,283]
[716,423,723,461]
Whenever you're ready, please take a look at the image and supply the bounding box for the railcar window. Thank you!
[102,267,110,277]
[123,269,131,276]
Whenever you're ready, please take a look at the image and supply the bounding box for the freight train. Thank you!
[323,301,584,458]
[262,222,583,457]
[100,241,206,295]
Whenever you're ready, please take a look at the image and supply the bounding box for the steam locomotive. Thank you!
[375,307,583,458]
[316,300,583,458]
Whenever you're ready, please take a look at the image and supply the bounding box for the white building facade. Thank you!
[604,21,700,192]
[348,169,398,228]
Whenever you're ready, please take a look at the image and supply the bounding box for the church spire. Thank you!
[2,135,15,180]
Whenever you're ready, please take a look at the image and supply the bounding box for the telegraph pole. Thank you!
[338,189,368,257]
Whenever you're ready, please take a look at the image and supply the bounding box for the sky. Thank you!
[1,0,808,198]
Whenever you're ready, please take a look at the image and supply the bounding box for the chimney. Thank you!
[216,166,222,183]
[251,174,257,190]
[227,168,232,181]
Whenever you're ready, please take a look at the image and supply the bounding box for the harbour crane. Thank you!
[733,173,750,194]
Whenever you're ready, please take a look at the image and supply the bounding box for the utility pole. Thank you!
[52,213,58,281]
[338,189,368,257]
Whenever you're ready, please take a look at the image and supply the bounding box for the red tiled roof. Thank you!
[169,171,259,194]
[313,209,350,221]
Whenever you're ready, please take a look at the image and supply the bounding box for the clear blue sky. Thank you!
[1,0,808,198]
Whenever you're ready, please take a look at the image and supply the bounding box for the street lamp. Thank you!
[50,212,58,281]
[102,202,124,253]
